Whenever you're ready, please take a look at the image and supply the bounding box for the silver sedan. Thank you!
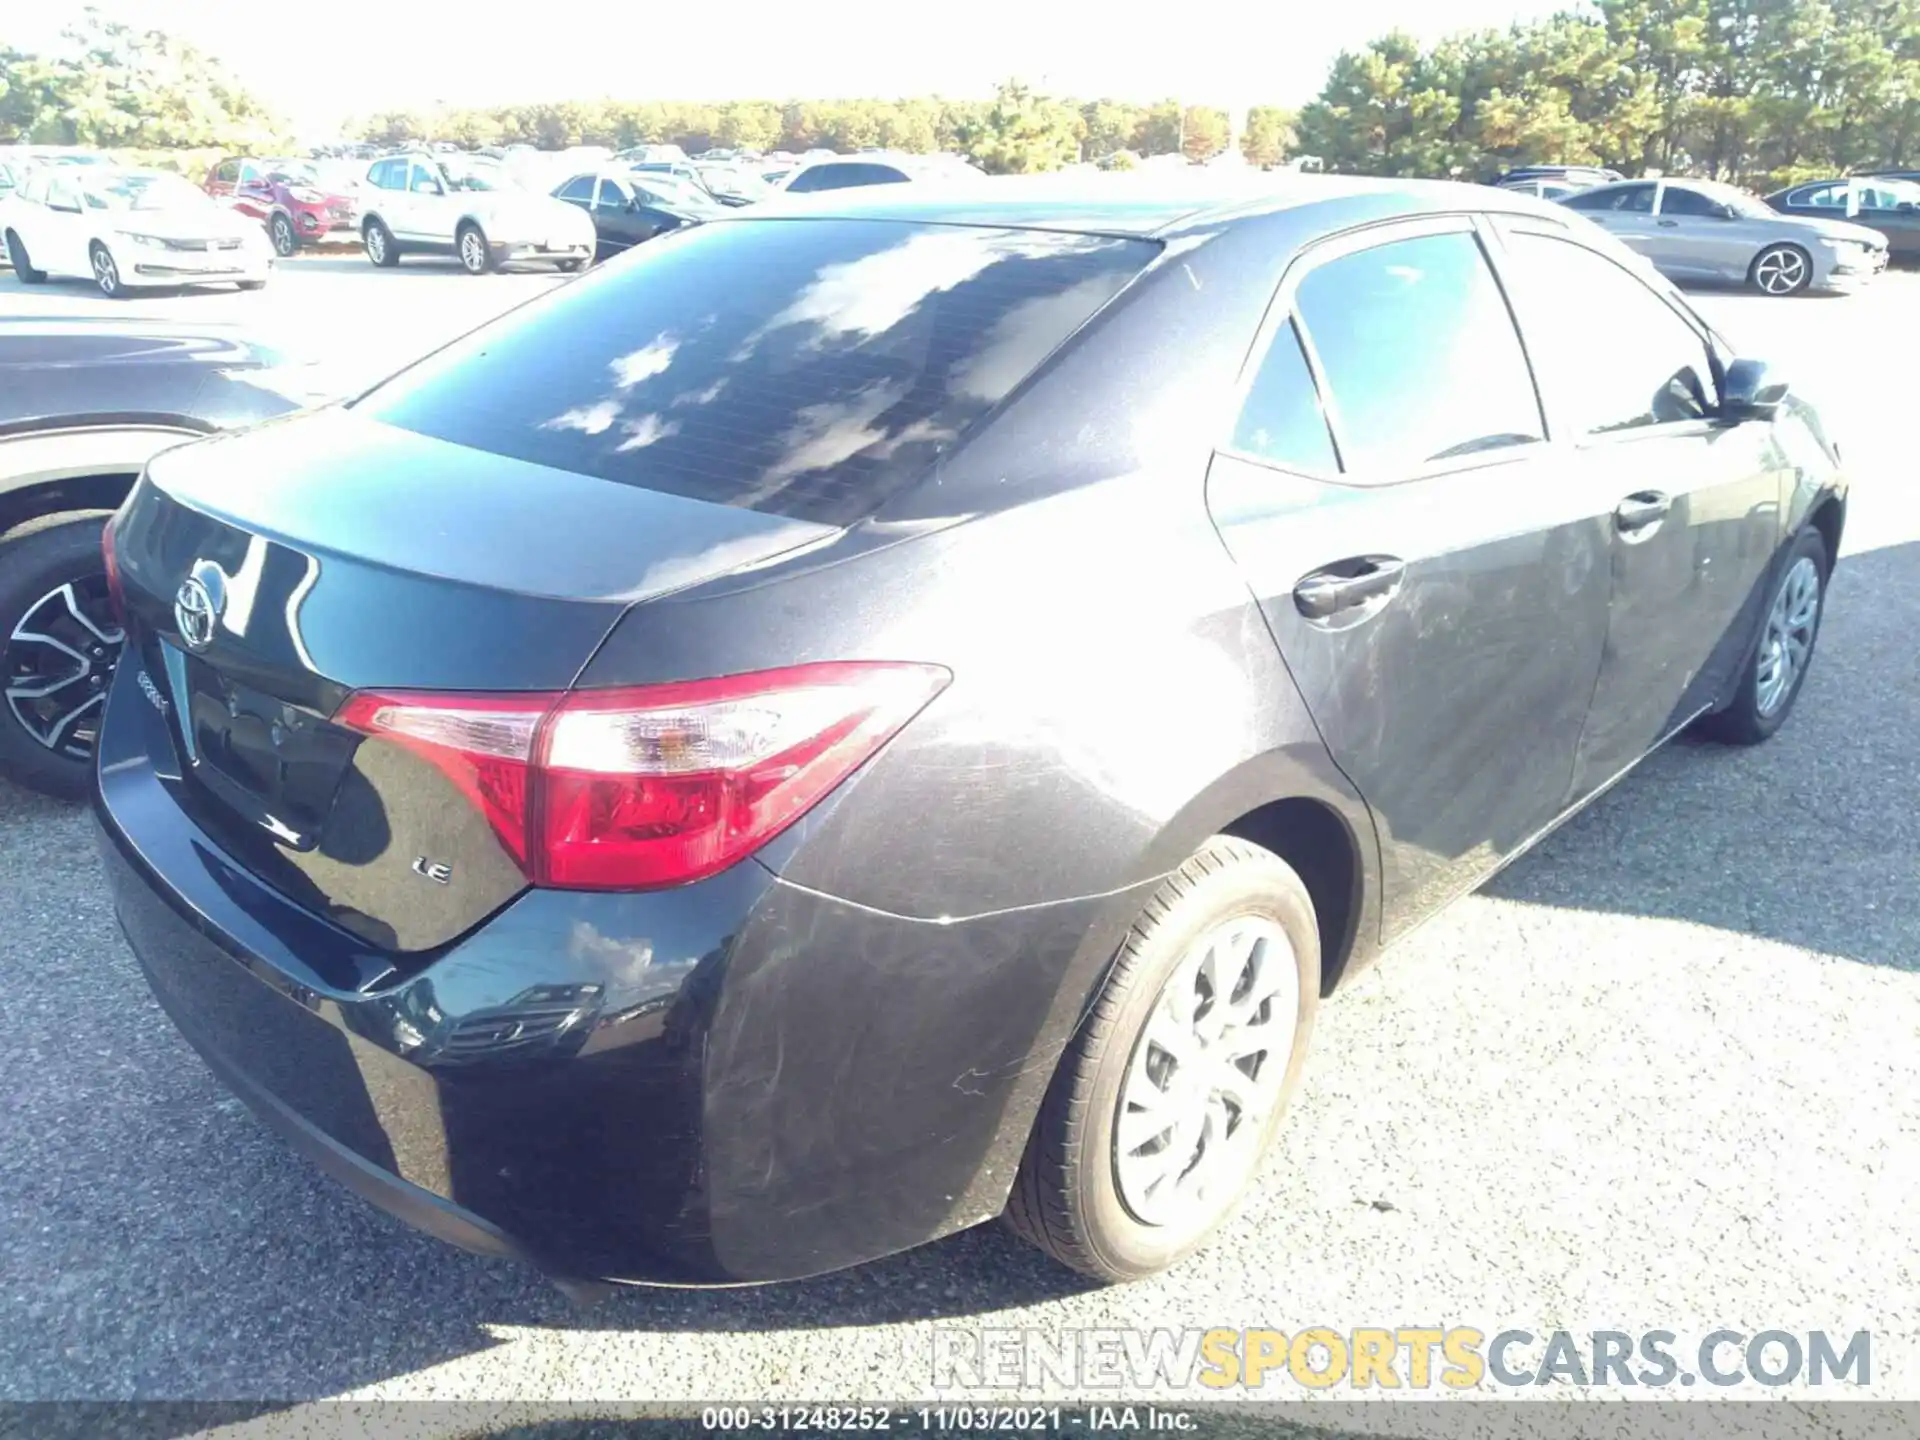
[1560,177,1889,295]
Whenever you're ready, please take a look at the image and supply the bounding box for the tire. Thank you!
[237,280,267,291]
[0,510,122,800]
[457,223,494,275]
[1697,526,1829,745]
[364,218,400,268]
[1749,243,1813,296]
[269,212,298,257]
[1004,836,1321,1282]
[90,243,127,298]
[5,229,47,284]
[557,257,586,273]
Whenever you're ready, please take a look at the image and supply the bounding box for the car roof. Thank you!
[740,171,1574,238]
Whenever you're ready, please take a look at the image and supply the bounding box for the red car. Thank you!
[205,156,357,256]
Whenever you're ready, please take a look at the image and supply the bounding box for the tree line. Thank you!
[351,88,1299,171]
[3,2,1915,187]
[1297,0,1920,186]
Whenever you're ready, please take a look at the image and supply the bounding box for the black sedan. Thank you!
[94,178,1845,1290]
[1766,176,1920,261]
[552,170,723,259]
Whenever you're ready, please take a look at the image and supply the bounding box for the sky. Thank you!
[13,0,1570,137]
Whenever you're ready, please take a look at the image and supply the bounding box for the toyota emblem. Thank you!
[173,562,226,651]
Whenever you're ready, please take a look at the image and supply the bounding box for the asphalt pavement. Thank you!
[1,255,1917,1409]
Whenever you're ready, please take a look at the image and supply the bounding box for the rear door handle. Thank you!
[1293,556,1406,619]
[1614,490,1672,533]
[1656,218,1680,227]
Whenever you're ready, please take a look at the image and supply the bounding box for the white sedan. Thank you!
[2,167,273,297]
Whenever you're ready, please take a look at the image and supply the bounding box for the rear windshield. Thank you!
[359,219,1157,525]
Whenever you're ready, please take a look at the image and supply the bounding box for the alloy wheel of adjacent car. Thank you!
[364,219,399,268]
[5,229,48,284]
[90,243,124,299]
[458,225,492,275]
[269,213,297,258]
[1005,836,1320,1282]
[0,512,122,798]
[1750,243,1812,296]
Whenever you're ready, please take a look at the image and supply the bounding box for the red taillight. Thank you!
[335,662,950,890]
[101,512,126,623]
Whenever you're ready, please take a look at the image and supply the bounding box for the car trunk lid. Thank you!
[112,409,835,955]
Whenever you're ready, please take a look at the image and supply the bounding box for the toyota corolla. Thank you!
[93,177,1845,1289]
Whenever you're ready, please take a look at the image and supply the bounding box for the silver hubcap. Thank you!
[273,217,293,252]
[5,578,124,759]
[93,250,116,292]
[367,228,385,261]
[462,232,484,270]
[1114,917,1299,1228]
[1755,555,1820,716]
[1756,248,1807,295]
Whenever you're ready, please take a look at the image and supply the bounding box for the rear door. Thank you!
[1491,219,1787,797]
[1206,216,1614,938]
[39,172,90,275]
[1854,182,1920,260]
[1566,182,1662,264]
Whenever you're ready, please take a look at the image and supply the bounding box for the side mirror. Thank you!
[1722,357,1790,421]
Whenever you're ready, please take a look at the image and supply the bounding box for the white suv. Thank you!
[357,153,594,274]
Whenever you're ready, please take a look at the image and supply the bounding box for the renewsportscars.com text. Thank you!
[930,1327,1872,1391]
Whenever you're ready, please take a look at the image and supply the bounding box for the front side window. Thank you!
[1659,185,1725,218]
[595,178,630,209]
[1501,231,1717,437]
[409,165,443,195]
[361,220,1158,526]
[1230,318,1338,473]
[1292,230,1543,475]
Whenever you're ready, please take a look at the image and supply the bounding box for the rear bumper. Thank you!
[93,663,1122,1284]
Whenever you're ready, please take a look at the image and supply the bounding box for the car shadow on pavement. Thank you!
[1484,538,1918,972]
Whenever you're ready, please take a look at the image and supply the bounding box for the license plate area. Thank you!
[170,643,355,848]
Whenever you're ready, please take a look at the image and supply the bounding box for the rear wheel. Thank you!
[557,257,586,273]
[1749,243,1812,296]
[90,243,126,298]
[5,229,47,284]
[1697,527,1829,745]
[269,212,298,257]
[237,279,267,291]
[457,223,494,275]
[1005,836,1320,1281]
[364,218,400,267]
[0,511,122,799]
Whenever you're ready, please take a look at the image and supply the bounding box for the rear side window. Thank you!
[1293,230,1543,475]
[1500,232,1717,435]
[1659,186,1722,217]
[1230,319,1338,473]
[362,220,1157,526]
[557,175,594,201]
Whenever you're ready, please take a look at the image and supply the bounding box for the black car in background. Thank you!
[96,178,1845,1292]
[1766,176,1920,261]
[552,171,724,258]
[0,320,339,797]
